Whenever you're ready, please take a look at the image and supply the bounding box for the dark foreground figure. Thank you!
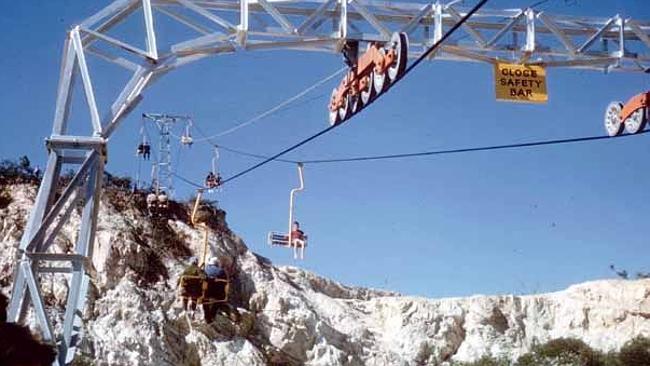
[0,292,57,366]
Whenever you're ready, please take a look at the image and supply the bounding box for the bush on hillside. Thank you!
[455,337,650,366]
[618,336,650,366]
[0,156,39,187]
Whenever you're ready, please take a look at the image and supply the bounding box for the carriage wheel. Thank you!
[604,101,624,137]
[386,32,408,83]
[338,92,352,121]
[329,88,341,126]
[360,73,376,107]
[624,108,647,134]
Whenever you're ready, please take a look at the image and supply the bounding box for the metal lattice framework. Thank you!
[7,0,650,365]
[142,113,192,196]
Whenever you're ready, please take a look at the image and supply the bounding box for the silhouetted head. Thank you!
[293,221,300,230]
[0,323,56,366]
[0,292,7,323]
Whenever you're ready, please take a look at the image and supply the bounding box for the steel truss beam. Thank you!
[8,1,650,365]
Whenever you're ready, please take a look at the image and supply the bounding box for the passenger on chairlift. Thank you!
[146,191,157,209]
[178,257,204,315]
[203,257,227,323]
[205,256,225,279]
[158,191,168,209]
[181,135,193,147]
[205,172,221,189]
[290,221,306,248]
[143,143,151,160]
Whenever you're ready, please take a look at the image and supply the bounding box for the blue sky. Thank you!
[1,0,649,298]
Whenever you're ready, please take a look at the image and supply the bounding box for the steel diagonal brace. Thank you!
[81,0,141,51]
[537,12,577,56]
[23,151,98,252]
[349,0,391,39]
[446,5,487,47]
[577,16,617,54]
[176,0,236,33]
[296,0,336,35]
[101,67,153,139]
[80,0,136,29]
[21,262,56,343]
[79,27,154,61]
[39,190,82,254]
[400,4,432,35]
[85,47,141,71]
[257,0,296,34]
[486,10,524,47]
[156,7,212,35]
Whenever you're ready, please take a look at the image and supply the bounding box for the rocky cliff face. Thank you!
[1,183,649,365]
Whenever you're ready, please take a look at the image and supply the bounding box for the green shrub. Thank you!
[527,338,604,366]
[442,338,650,366]
[618,336,650,366]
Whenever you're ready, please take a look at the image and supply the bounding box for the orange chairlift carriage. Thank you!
[268,163,308,260]
[329,32,409,126]
[604,90,650,136]
[177,189,230,306]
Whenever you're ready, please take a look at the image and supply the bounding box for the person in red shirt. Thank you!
[290,221,306,248]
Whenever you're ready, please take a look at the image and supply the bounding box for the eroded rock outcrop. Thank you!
[1,183,649,365]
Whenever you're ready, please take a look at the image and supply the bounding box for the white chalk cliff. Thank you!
[1,183,649,365]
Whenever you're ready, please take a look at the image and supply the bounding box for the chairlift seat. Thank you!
[179,275,204,299]
[268,232,308,247]
[203,278,229,303]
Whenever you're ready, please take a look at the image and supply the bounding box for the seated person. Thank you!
[290,221,306,248]
[177,257,204,313]
[157,192,168,209]
[205,257,226,279]
[142,143,151,160]
[205,172,220,188]
[203,257,228,323]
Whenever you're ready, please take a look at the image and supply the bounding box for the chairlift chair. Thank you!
[178,189,231,307]
[205,148,222,191]
[181,120,194,146]
[177,275,230,305]
[267,163,308,260]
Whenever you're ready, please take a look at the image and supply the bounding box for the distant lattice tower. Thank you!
[142,113,191,197]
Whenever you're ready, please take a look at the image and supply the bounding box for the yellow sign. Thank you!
[494,63,548,103]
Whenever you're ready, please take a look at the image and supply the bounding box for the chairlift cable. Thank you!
[191,68,347,142]
[171,129,650,189]
[300,129,650,164]
[218,0,490,185]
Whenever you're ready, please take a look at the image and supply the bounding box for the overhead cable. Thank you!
[218,0,491,185]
